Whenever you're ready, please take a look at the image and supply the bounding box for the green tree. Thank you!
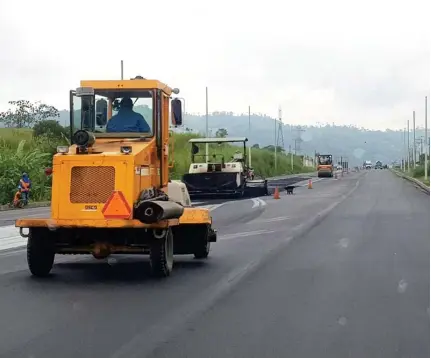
[0,100,59,128]
[216,128,228,138]
[263,145,285,153]
[33,120,68,139]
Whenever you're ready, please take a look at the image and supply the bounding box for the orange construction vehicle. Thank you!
[316,154,334,178]
[15,75,217,278]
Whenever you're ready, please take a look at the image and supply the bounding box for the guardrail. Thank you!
[391,169,430,194]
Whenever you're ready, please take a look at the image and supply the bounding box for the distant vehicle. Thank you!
[316,154,334,178]
[364,160,372,170]
[375,161,383,169]
[182,137,268,197]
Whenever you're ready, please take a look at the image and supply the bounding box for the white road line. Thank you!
[252,198,267,208]
[252,216,291,223]
[256,198,267,207]
[219,229,275,240]
[0,236,27,251]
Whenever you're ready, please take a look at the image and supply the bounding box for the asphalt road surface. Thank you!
[0,170,428,358]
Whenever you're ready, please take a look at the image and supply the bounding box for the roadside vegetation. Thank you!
[393,161,430,187]
[0,100,314,205]
[409,165,430,186]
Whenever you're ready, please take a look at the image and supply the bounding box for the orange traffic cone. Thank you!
[273,187,280,199]
[308,179,313,189]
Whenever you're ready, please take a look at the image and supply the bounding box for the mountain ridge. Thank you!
[52,107,425,166]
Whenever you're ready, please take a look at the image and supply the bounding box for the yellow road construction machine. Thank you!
[15,76,217,278]
[316,154,334,178]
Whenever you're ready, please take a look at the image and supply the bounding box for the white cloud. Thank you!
[0,0,429,130]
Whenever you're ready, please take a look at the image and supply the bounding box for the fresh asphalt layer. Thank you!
[0,170,428,358]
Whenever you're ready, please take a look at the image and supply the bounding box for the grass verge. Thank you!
[0,128,314,206]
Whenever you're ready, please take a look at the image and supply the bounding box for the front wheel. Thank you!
[150,228,174,277]
[27,228,55,277]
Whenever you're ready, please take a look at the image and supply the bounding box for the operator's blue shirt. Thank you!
[106,108,150,133]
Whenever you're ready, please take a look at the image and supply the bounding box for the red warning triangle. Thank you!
[102,191,132,219]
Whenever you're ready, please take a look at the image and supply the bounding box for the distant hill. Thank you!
[55,106,427,166]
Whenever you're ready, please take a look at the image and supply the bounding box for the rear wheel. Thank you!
[150,228,174,277]
[27,228,55,277]
[194,225,211,259]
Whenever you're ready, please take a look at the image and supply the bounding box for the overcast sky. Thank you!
[0,0,429,130]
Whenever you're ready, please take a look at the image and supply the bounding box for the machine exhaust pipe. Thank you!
[134,200,185,224]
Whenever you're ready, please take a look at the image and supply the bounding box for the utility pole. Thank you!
[407,119,410,171]
[205,87,209,163]
[120,60,124,79]
[340,155,343,177]
[289,145,293,172]
[420,138,423,158]
[413,111,416,167]
[274,110,277,171]
[248,105,252,167]
[425,96,428,181]
[403,127,406,171]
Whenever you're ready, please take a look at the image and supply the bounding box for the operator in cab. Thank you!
[106,97,150,133]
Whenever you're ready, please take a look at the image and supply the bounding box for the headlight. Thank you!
[57,146,69,154]
[120,146,132,154]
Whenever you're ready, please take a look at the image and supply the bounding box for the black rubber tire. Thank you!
[27,228,55,277]
[193,226,211,259]
[194,227,211,259]
[150,228,174,277]
[194,242,210,259]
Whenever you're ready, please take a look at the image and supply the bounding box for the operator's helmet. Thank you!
[22,172,28,177]
[120,97,133,109]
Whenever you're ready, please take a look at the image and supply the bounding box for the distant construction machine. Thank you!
[316,154,334,178]
[15,75,217,278]
[182,137,269,198]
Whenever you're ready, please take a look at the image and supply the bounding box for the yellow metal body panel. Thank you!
[317,165,333,170]
[317,165,333,172]
[15,218,176,229]
[80,80,173,95]
[52,149,148,221]
[50,139,162,221]
[178,208,211,224]
[15,207,211,229]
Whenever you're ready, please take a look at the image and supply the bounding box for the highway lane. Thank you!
[1,171,426,357]
[149,169,430,358]
[0,174,346,357]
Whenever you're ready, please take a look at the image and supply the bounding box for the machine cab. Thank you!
[69,77,183,143]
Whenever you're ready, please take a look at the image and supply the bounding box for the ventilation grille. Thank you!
[70,166,115,203]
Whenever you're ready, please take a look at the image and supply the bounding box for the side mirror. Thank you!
[192,143,199,154]
[96,99,108,125]
[171,98,183,126]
